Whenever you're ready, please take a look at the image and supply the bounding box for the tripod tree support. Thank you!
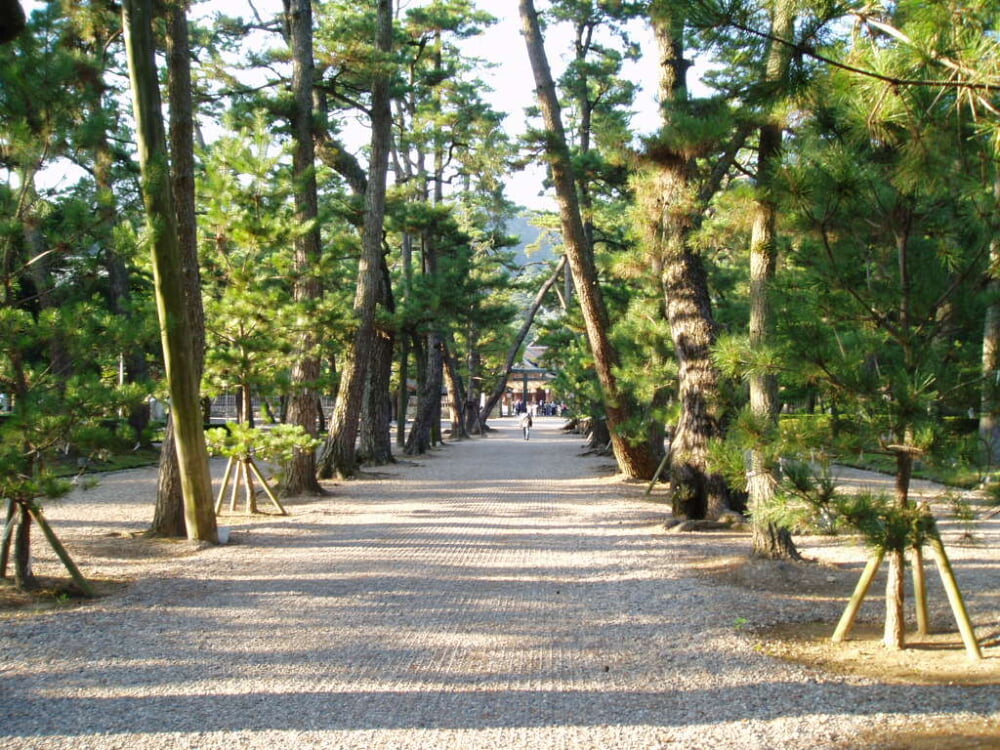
[831,515,981,661]
[1,497,94,598]
[214,455,286,516]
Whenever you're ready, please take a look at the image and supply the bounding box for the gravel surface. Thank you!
[1,417,997,749]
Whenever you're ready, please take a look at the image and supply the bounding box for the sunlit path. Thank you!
[1,418,997,749]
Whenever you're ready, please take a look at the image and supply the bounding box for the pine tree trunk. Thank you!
[519,0,659,479]
[123,0,216,543]
[442,334,469,440]
[405,332,444,455]
[151,418,186,537]
[13,501,35,591]
[318,0,392,479]
[645,4,730,519]
[149,0,210,537]
[359,326,395,465]
[749,0,798,559]
[282,0,324,495]
[979,178,1000,466]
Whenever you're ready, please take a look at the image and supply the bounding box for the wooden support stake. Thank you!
[27,503,95,598]
[228,458,241,512]
[832,549,885,643]
[248,459,286,515]
[645,451,671,496]
[241,459,256,515]
[214,456,236,514]
[927,534,982,662]
[1,497,15,578]
[911,545,929,636]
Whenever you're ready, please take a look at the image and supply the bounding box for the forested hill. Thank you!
[505,214,559,271]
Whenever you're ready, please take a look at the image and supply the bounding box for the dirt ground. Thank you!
[693,549,1000,749]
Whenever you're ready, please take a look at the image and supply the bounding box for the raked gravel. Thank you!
[1,417,997,749]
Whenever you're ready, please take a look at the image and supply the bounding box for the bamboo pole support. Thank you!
[832,549,885,643]
[214,456,236,514]
[911,545,929,636]
[927,534,982,662]
[645,451,671,496]
[241,459,256,515]
[248,459,286,515]
[27,502,95,598]
[228,457,241,512]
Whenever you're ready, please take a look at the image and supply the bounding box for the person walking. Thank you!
[520,412,533,441]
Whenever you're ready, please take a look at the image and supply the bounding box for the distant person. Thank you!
[520,412,532,441]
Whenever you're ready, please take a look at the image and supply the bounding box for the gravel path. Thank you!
[1,417,997,749]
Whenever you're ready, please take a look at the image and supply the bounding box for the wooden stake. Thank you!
[911,545,929,636]
[214,456,236,514]
[248,459,286,515]
[27,503,95,598]
[927,534,982,662]
[832,549,884,642]
[1,496,15,578]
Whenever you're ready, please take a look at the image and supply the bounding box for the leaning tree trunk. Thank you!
[123,0,217,543]
[282,0,325,495]
[317,0,392,479]
[748,0,798,559]
[519,0,659,479]
[149,0,209,538]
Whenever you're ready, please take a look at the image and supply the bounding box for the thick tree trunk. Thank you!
[13,501,35,591]
[359,255,396,465]
[519,0,659,480]
[282,0,325,495]
[150,0,210,537]
[123,0,217,543]
[318,0,392,479]
[645,4,730,519]
[442,334,469,440]
[749,0,798,559]
[405,332,445,455]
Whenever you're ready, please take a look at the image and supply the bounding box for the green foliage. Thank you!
[205,422,321,464]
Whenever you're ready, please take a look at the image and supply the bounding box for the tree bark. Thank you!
[646,3,730,519]
[979,177,1000,467]
[123,0,217,543]
[318,0,392,479]
[519,0,659,480]
[358,256,396,465]
[749,0,798,559]
[442,333,469,440]
[282,0,325,495]
[150,0,209,538]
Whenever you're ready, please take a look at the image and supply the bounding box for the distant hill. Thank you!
[505,214,561,271]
